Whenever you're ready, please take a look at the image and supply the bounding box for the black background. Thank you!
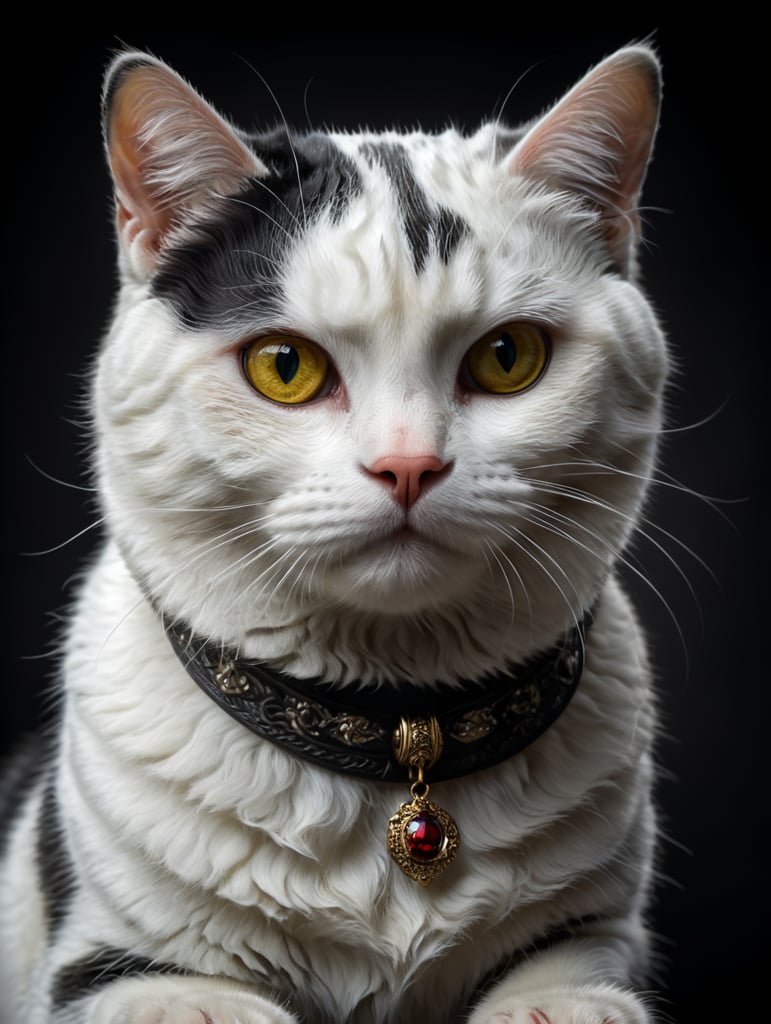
[3,27,765,1022]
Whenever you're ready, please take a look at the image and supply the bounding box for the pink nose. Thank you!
[366,454,451,511]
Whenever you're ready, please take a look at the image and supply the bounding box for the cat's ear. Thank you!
[506,46,661,277]
[103,51,267,280]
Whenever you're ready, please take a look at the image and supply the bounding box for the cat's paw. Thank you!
[469,983,650,1024]
[87,974,298,1024]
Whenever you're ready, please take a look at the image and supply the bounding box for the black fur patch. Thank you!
[0,732,75,937]
[0,733,48,859]
[152,129,361,330]
[361,141,468,271]
[52,947,185,1007]
[37,775,76,935]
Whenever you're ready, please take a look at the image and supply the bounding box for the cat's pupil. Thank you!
[275,345,300,384]
[494,335,517,374]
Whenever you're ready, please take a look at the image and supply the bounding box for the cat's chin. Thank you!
[321,530,480,615]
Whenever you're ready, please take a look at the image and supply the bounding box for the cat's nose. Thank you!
[365,454,451,512]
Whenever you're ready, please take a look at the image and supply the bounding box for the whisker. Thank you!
[235,542,311,614]
[527,448,740,518]
[515,496,691,665]
[216,193,296,243]
[486,519,583,635]
[229,247,284,272]
[202,533,285,597]
[658,399,733,436]
[493,62,543,132]
[524,474,720,590]
[302,75,316,132]
[478,537,519,626]
[24,455,97,494]
[235,57,308,231]
[94,516,280,655]
[218,178,304,237]
[22,518,106,556]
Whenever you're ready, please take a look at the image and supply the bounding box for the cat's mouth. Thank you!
[340,526,477,613]
[380,521,455,552]
[353,520,467,572]
[388,524,423,543]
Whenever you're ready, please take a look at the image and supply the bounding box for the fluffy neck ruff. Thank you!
[163,613,590,783]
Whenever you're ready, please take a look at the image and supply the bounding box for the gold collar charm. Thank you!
[386,714,460,886]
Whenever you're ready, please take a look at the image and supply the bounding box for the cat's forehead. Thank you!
[332,124,518,213]
[152,121,591,340]
[327,122,506,173]
[249,121,517,226]
[278,126,592,338]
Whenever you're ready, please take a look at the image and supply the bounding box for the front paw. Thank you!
[470,984,650,1024]
[88,975,297,1024]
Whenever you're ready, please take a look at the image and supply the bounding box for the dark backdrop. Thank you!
[3,28,764,1022]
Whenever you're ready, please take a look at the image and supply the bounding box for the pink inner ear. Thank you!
[108,77,168,255]
[508,48,661,273]
[107,67,189,256]
[105,56,265,275]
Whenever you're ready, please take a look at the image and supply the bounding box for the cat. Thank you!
[0,42,669,1024]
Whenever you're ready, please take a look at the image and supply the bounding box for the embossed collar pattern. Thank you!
[163,617,589,783]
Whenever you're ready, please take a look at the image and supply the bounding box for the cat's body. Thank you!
[1,46,668,1023]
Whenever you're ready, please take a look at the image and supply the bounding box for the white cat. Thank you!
[0,44,668,1023]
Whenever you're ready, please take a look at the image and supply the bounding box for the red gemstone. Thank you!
[404,811,445,861]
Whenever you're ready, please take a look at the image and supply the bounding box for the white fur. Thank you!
[0,46,668,1024]
[6,558,656,1023]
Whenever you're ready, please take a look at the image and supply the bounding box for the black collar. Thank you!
[163,616,589,783]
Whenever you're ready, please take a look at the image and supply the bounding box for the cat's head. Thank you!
[96,46,667,684]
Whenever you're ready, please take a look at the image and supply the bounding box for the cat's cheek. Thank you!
[184,365,349,490]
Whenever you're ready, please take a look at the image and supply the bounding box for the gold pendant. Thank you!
[386,715,460,886]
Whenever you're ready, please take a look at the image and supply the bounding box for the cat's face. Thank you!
[96,49,667,682]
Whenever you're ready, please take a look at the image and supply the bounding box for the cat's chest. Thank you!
[61,542,653,1018]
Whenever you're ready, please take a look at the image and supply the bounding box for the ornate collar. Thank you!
[164,616,587,783]
[164,616,588,783]
[164,615,588,886]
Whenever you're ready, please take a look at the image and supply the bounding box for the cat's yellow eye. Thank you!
[465,323,550,395]
[242,335,329,405]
